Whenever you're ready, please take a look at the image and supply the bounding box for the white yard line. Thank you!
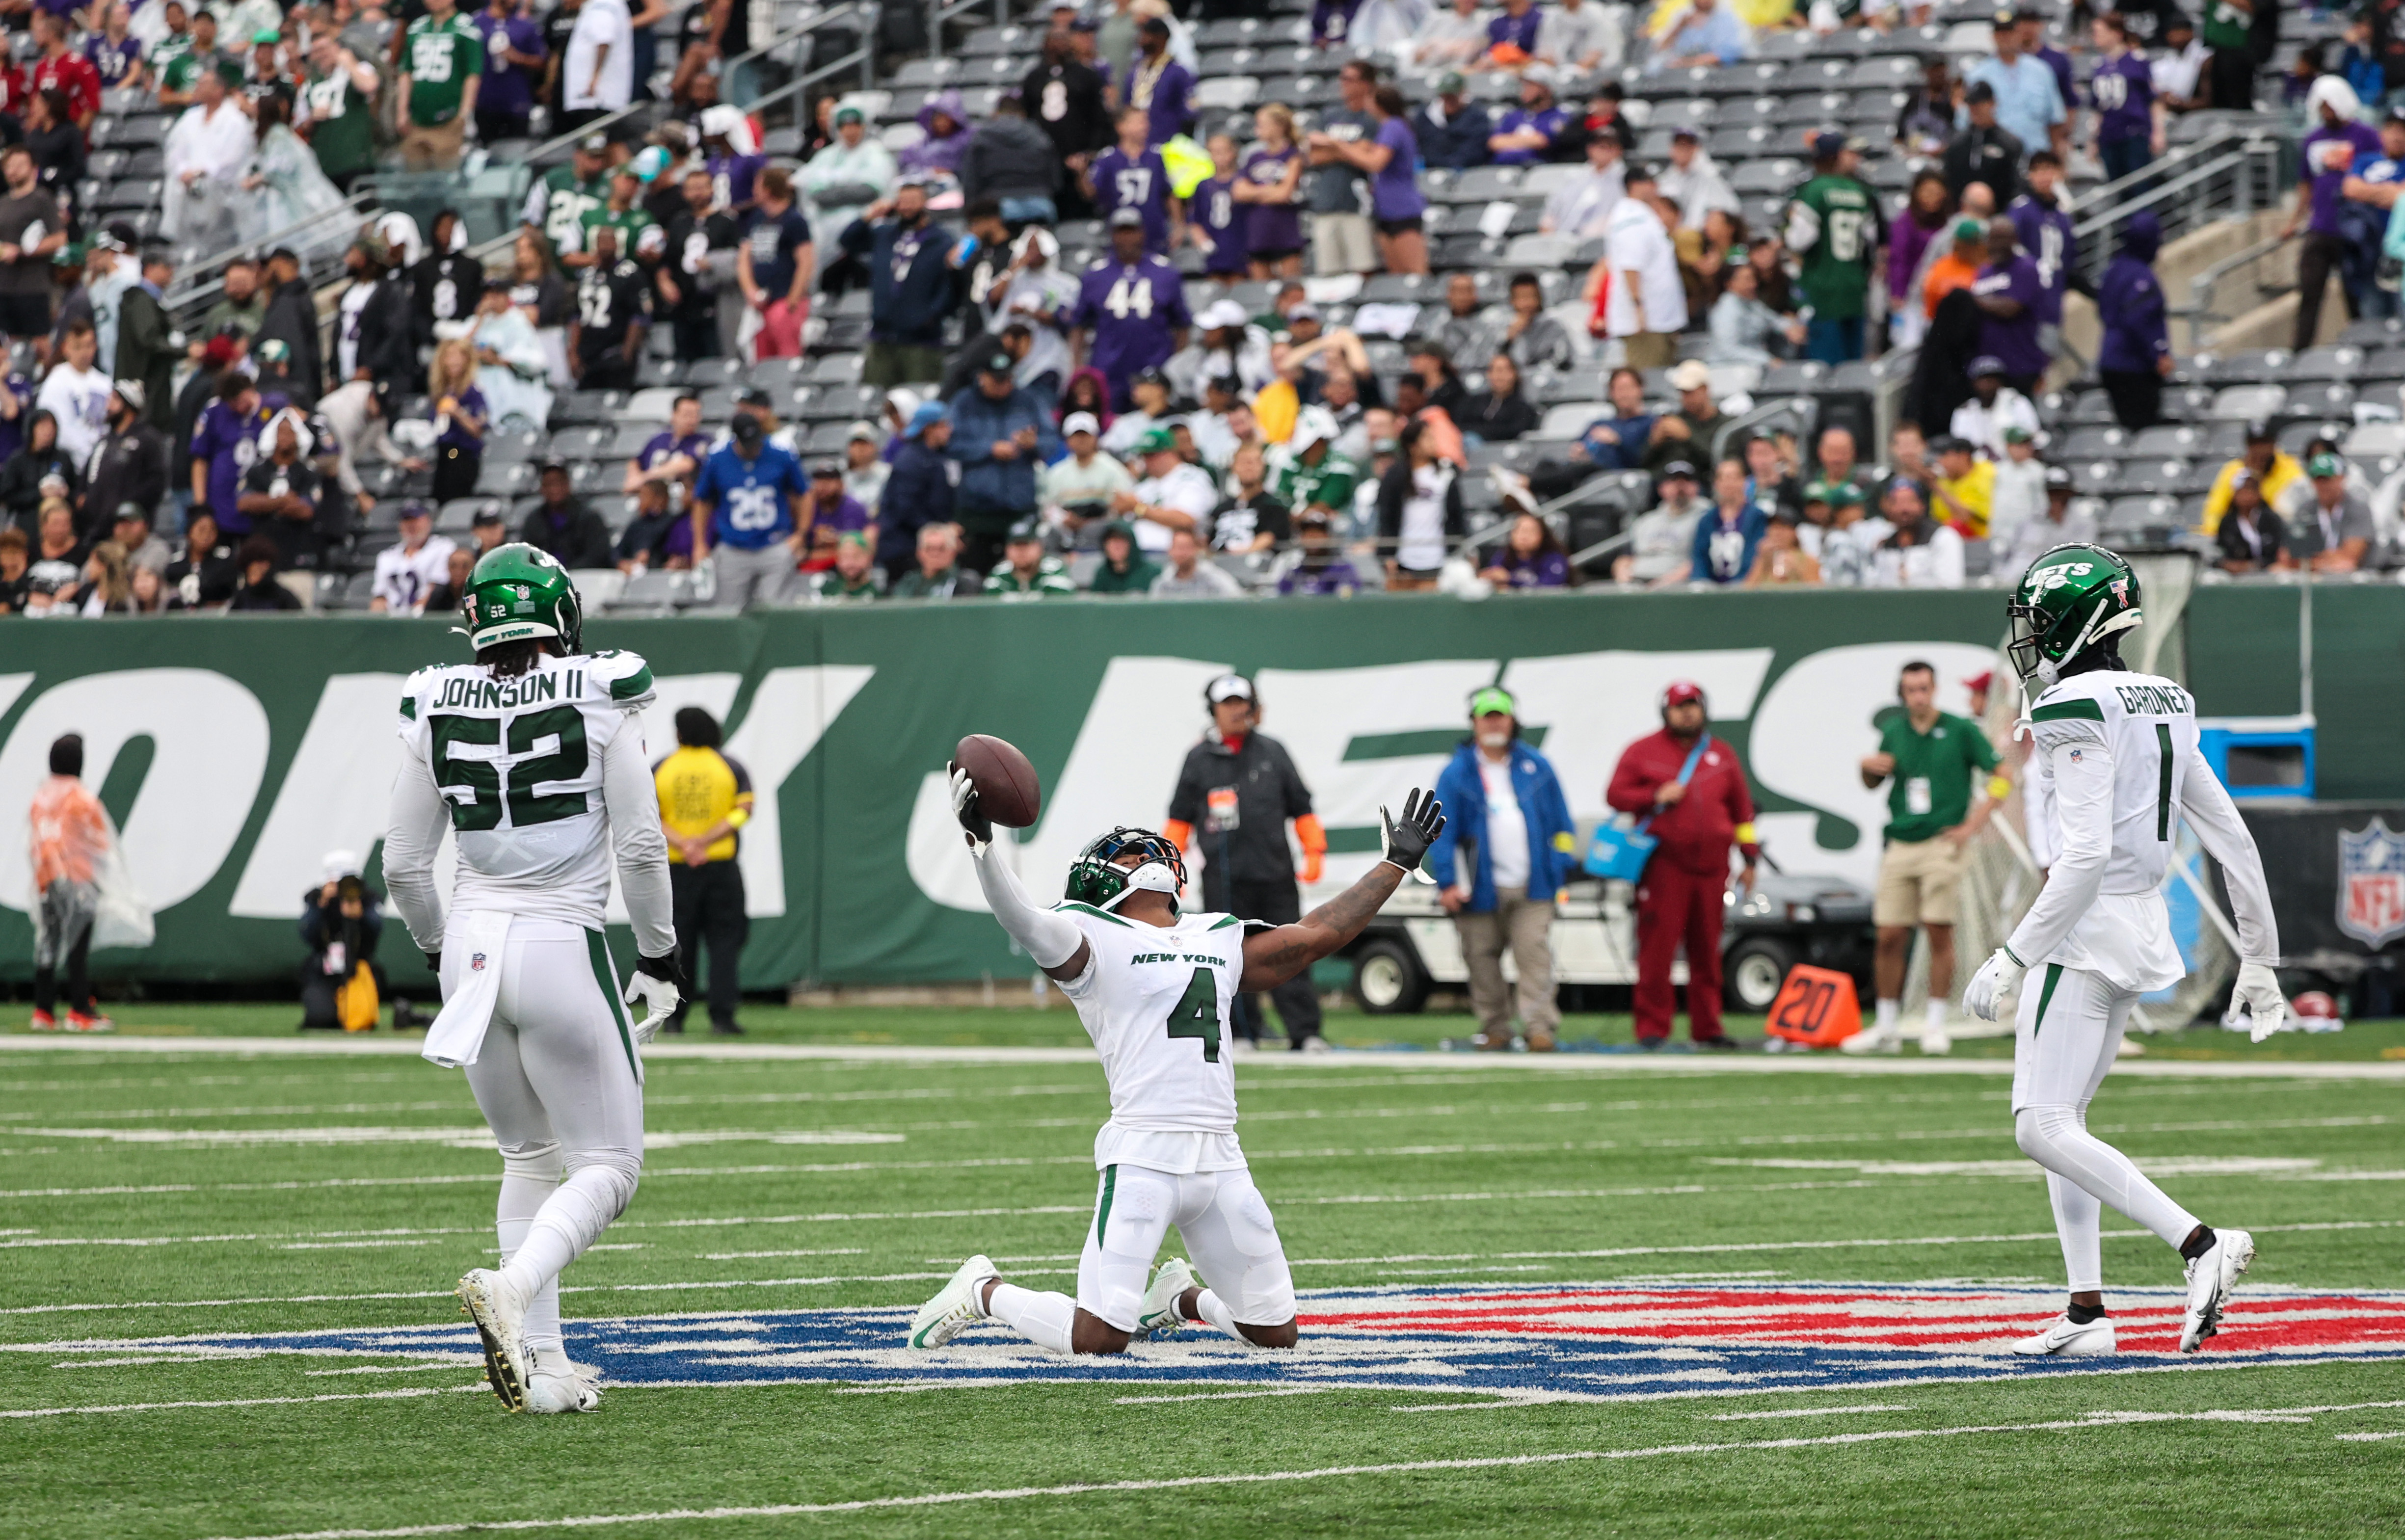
[5,1033,2401,1081]
[1709,1404,1918,1420]
[1,1384,488,1418]
[176,1402,2405,1540]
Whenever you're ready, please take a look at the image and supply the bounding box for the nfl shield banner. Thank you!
[2339,818,2405,951]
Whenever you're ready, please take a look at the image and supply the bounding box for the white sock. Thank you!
[2047,1169,2104,1295]
[2015,1104,2200,1249]
[1193,1288,1256,1347]
[496,1156,564,1357]
[1875,998,1899,1036]
[1925,999,1948,1031]
[987,1283,1076,1354]
[498,1164,636,1301]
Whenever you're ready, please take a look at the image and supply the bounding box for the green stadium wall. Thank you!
[0,584,2389,989]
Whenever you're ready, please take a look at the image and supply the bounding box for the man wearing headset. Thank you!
[1604,680,1759,1050]
[1163,674,1331,1051]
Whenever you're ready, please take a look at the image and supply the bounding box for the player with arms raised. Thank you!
[1965,545,2285,1357]
[909,759,1444,1355]
[382,545,683,1413]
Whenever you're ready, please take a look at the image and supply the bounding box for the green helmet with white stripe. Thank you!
[459,543,584,653]
[2006,544,2140,688]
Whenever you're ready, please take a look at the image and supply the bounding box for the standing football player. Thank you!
[1965,544,2284,1357]
[908,770,1444,1355]
[383,544,683,1413]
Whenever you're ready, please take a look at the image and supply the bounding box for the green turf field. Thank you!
[3,1009,2403,1540]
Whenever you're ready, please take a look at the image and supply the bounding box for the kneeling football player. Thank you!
[908,766,1444,1354]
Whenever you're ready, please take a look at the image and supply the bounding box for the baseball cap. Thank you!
[809,457,843,478]
[1670,124,1699,141]
[397,499,432,520]
[2003,424,2033,444]
[110,379,143,413]
[1669,359,1712,392]
[2244,417,2275,442]
[1658,459,1699,481]
[734,385,775,407]
[252,25,280,42]
[1200,298,1249,330]
[2043,464,2074,491]
[1828,481,1865,507]
[1964,80,1997,104]
[1802,477,1835,503]
[1969,355,2006,378]
[1933,434,1972,455]
[847,419,880,442]
[1131,366,1170,388]
[578,132,610,155]
[1953,217,1988,241]
[1436,70,1466,94]
[1137,14,1169,33]
[112,500,150,526]
[1206,373,1241,398]
[1469,686,1516,719]
[2308,451,2346,478]
[1287,302,1322,323]
[1063,410,1100,436]
[471,504,507,527]
[1205,673,1256,705]
[979,350,1015,375]
[905,400,949,436]
[1134,425,1179,453]
[833,105,863,125]
[1990,7,2014,27]
[1108,208,1146,229]
[1661,680,1706,710]
[730,413,766,444]
[1812,130,1846,159]
[539,453,572,473]
[1007,516,1044,542]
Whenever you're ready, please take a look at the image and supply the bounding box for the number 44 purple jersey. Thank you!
[1070,253,1191,396]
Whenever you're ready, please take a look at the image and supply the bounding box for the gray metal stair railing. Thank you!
[2068,127,2289,294]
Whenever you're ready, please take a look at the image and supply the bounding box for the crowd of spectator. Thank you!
[0,0,2374,616]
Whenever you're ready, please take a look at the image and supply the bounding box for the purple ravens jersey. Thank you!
[1090,146,1173,255]
[1070,254,1190,400]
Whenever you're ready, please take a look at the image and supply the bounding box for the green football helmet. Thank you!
[458,543,584,653]
[2006,544,2141,687]
[1064,828,1188,913]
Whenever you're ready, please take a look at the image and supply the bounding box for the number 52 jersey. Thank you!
[1055,901,1250,1174]
[396,649,656,929]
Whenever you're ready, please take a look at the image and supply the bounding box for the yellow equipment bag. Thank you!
[337,960,380,1032]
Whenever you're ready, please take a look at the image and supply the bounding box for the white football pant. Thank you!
[2010,961,2201,1292]
[453,917,645,1360]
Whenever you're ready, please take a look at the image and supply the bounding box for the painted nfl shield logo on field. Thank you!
[2337,818,2405,949]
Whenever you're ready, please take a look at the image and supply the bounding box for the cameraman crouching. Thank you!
[299,851,386,1031]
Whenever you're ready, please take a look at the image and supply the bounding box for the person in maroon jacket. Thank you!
[1604,680,1760,1049]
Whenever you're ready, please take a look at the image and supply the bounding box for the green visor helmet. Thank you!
[459,543,584,653]
[1065,827,1188,913]
[2006,543,2140,687]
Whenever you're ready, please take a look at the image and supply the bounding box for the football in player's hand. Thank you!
[955,734,1042,828]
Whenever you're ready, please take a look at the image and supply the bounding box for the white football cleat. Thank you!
[522,1364,603,1413]
[456,1269,532,1412]
[2180,1228,2254,1352]
[2009,1314,2116,1357]
[1840,1024,1899,1055]
[1138,1257,1199,1339]
[908,1254,997,1349]
[1920,1021,1952,1055]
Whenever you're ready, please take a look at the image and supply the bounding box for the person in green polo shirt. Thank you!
[158,9,245,107]
[1847,658,2010,1057]
[571,162,653,270]
[399,0,483,171]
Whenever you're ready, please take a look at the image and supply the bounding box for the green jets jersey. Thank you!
[162,46,244,94]
[1792,173,1882,319]
[578,203,656,260]
[402,12,482,126]
[300,64,376,179]
[536,165,611,254]
[2201,0,2249,51]
[1266,448,1360,519]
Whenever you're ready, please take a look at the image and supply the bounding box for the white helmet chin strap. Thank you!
[1099,861,1181,910]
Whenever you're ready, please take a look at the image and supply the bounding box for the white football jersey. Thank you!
[2015,668,2200,990]
[397,649,655,929]
[1058,903,1248,1139]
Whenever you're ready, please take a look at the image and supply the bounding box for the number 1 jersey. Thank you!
[1056,902,1249,1169]
[397,650,656,929]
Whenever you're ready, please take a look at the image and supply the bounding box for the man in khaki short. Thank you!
[1846,660,2011,1056]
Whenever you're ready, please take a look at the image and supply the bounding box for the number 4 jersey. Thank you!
[395,649,666,933]
[1055,901,1251,1174]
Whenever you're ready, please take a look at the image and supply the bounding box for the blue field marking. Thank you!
[113,1281,2405,1403]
